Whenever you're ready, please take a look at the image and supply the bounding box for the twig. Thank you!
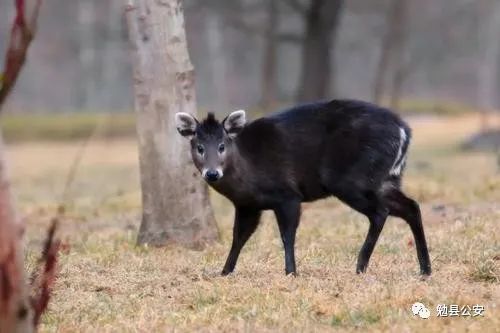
[0,0,42,108]
[60,114,109,205]
[27,109,110,329]
[29,219,60,327]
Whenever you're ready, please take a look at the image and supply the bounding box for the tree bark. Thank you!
[296,0,343,103]
[124,0,218,248]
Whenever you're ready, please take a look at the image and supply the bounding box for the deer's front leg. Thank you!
[221,207,261,275]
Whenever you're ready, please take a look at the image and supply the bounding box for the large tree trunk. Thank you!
[125,0,218,248]
[296,0,343,102]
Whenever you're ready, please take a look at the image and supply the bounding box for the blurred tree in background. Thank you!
[0,0,497,117]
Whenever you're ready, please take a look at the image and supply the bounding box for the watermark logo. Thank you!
[412,302,431,319]
[411,302,486,319]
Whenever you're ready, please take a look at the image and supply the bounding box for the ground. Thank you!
[5,115,499,332]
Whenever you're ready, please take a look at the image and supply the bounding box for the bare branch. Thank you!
[30,219,60,328]
[0,0,42,108]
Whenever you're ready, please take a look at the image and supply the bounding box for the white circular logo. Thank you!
[412,302,430,319]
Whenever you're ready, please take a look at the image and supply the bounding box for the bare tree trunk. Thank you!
[125,0,218,248]
[259,0,278,110]
[76,0,97,110]
[477,0,500,130]
[372,0,407,105]
[296,0,343,102]
[389,59,408,111]
[388,0,410,111]
[101,0,124,110]
[206,11,229,111]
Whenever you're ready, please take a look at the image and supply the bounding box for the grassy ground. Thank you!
[1,112,136,142]
[0,99,475,143]
[5,115,499,332]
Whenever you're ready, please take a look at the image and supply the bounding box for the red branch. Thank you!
[14,0,26,27]
[0,246,18,315]
[0,1,52,331]
[30,219,60,327]
[0,0,42,108]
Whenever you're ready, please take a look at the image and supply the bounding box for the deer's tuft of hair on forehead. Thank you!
[197,112,224,139]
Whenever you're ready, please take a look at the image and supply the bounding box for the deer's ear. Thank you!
[223,110,246,138]
[175,112,198,139]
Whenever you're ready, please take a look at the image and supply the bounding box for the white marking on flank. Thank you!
[390,127,407,176]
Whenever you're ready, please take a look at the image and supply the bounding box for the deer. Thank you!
[175,99,431,276]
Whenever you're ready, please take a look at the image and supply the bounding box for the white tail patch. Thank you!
[389,127,408,176]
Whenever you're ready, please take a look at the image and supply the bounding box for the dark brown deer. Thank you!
[175,99,431,276]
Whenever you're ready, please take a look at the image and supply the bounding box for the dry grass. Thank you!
[6,114,499,332]
[1,113,136,142]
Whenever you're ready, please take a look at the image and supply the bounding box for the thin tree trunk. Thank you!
[388,0,409,111]
[296,0,343,102]
[206,11,229,111]
[372,0,406,105]
[124,0,218,248]
[390,60,407,111]
[477,0,500,130]
[76,0,97,110]
[259,0,278,110]
[101,0,123,110]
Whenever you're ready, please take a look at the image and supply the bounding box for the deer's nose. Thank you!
[204,169,220,182]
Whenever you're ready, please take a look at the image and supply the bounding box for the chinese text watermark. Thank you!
[411,302,485,319]
[436,304,485,317]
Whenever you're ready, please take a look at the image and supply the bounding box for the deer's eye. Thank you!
[197,144,205,155]
[218,143,225,154]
